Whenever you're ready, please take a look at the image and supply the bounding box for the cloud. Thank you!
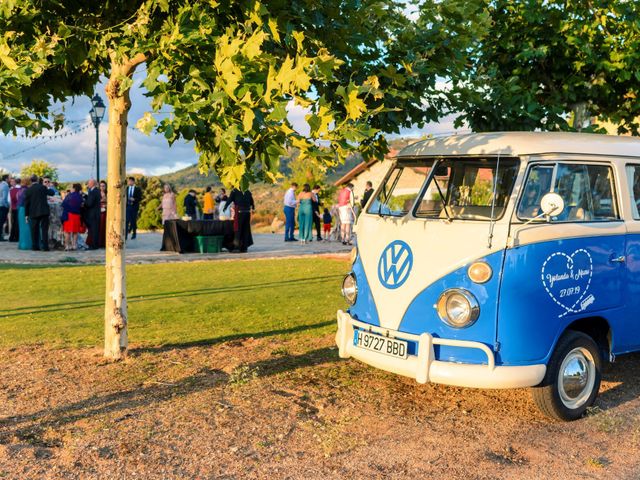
[287,100,310,136]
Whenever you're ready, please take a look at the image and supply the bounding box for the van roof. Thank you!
[398,131,640,159]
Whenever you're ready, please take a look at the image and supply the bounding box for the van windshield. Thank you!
[367,162,433,217]
[414,157,519,221]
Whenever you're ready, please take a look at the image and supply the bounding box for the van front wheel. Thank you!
[532,331,602,421]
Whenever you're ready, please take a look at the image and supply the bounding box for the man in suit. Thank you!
[85,179,101,249]
[183,190,199,218]
[125,176,142,239]
[360,181,374,210]
[24,175,52,251]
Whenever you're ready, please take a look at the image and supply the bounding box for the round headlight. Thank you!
[436,289,479,328]
[468,261,492,284]
[342,273,358,305]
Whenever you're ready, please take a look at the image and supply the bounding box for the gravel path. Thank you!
[0,232,351,265]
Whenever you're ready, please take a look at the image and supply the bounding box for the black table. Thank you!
[161,219,235,253]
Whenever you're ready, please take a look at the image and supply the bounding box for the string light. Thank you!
[3,123,91,160]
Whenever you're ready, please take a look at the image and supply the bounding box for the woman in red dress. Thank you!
[61,183,84,251]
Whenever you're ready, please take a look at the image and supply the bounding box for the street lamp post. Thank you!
[89,94,106,182]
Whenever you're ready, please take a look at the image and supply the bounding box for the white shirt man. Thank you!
[283,186,297,208]
[283,183,298,241]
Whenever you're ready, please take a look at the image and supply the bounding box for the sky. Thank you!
[0,74,464,182]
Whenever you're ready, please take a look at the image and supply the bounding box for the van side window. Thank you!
[517,165,553,218]
[625,165,640,219]
[518,163,618,222]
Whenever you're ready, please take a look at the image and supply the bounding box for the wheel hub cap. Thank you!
[562,357,588,398]
[558,347,596,410]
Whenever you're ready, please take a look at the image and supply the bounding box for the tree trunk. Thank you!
[103,55,145,360]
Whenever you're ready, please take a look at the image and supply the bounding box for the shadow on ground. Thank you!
[131,320,335,354]
[0,346,340,448]
[596,352,640,411]
[0,274,343,318]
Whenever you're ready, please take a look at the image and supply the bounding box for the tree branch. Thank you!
[124,52,148,73]
[108,49,148,75]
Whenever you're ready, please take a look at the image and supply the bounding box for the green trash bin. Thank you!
[194,235,224,253]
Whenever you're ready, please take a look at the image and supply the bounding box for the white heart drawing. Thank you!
[541,249,593,317]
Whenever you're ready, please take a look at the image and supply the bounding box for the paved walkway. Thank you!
[0,233,352,265]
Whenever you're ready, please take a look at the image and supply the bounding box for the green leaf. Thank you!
[344,85,366,121]
[268,102,287,122]
[243,31,265,60]
[136,112,157,135]
[0,44,17,70]
[217,58,241,98]
[242,107,255,132]
[117,75,134,96]
[220,164,246,187]
[268,18,280,42]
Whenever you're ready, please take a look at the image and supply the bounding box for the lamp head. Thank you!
[90,94,106,123]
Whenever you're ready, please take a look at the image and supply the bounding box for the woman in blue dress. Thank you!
[297,183,313,244]
[17,177,32,250]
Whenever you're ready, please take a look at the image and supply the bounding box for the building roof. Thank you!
[332,149,398,186]
[398,131,640,159]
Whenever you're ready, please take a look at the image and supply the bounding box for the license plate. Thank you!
[353,330,408,359]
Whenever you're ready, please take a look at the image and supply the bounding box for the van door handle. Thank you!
[610,255,626,263]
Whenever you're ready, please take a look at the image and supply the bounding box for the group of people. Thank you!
[284,183,324,244]
[160,183,255,253]
[176,186,236,222]
[60,179,107,250]
[0,174,107,251]
[1,172,375,253]
[282,181,374,246]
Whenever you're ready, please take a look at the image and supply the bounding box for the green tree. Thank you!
[20,159,58,181]
[454,0,640,134]
[175,188,190,217]
[285,150,326,189]
[143,176,163,207]
[0,0,483,359]
[137,197,162,230]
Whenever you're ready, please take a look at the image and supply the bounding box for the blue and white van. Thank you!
[336,132,640,420]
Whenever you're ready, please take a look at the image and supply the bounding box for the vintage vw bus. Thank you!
[336,131,640,420]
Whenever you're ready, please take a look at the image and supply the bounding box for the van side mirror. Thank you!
[540,192,564,217]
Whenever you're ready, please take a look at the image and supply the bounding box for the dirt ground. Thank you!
[1,333,640,479]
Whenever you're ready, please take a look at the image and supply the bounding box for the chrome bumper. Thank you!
[336,310,546,389]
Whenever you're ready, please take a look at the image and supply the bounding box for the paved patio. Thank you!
[0,232,352,265]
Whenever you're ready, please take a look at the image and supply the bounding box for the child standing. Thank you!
[322,208,332,241]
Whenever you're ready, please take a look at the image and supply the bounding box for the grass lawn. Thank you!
[0,257,349,348]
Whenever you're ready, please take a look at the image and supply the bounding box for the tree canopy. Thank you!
[0,0,486,359]
[1,0,484,187]
[20,158,59,181]
[454,0,640,134]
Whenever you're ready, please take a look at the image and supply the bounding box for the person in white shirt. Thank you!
[0,174,9,241]
[283,182,298,242]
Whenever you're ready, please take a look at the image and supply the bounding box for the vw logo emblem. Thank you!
[378,240,413,289]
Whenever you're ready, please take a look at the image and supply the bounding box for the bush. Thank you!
[176,189,190,217]
[137,198,162,230]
